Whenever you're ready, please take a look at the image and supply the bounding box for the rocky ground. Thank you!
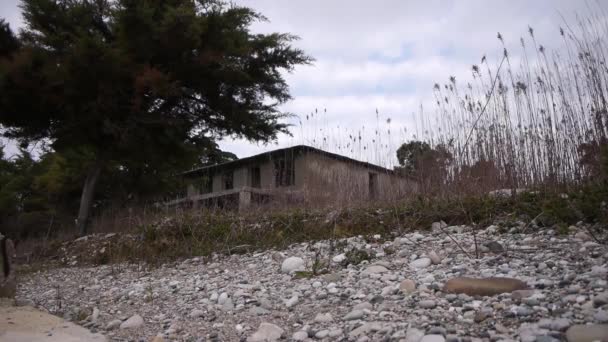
[15,221,608,342]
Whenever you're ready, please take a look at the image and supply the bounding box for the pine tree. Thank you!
[0,0,311,235]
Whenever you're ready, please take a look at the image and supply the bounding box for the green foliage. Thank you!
[0,0,311,234]
[341,247,373,266]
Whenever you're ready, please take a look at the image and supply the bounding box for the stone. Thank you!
[343,309,365,321]
[0,236,16,298]
[189,309,205,318]
[512,290,536,300]
[363,265,389,274]
[418,300,437,309]
[595,310,608,323]
[443,277,528,296]
[420,335,446,342]
[332,254,346,263]
[292,331,308,341]
[353,302,373,311]
[484,241,504,253]
[349,322,381,337]
[217,292,229,304]
[428,251,442,265]
[284,295,298,308]
[410,258,432,269]
[565,324,608,342]
[593,292,608,307]
[538,318,571,331]
[574,231,592,241]
[91,307,99,323]
[315,330,329,339]
[314,312,333,323]
[106,319,122,330]
[405,328,425,342]
[329,329,343,337]
[248,322,284,342]
[399,279,416,294]
[120,314,144,329]
[281,257,305,274]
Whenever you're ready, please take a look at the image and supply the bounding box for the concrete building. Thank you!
[166,145,416,210]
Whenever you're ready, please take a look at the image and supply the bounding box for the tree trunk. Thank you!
[76,161,103,236]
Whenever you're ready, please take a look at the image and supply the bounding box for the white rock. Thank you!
[418,300,437,309]
[410,258,432,269]
[405,328,425,342]
[91,307,99,323]
[106,319,122,330]
[362,265,389,274]
[120,314,144,329]
[343,309,365,320]
[486,225,499,234]
[190,309,205,318]
[315,330,329,339]
[431,221,447,231]
[332,254,346,263]
[248,322,284,342]
[314,312,333,323]
[428,251,442,265]
[218,292,229,305]
[420,335,446,342]
[292,331,308,341]
[285,295,299,308]
[281,257,305,274]
[411,233,425,241]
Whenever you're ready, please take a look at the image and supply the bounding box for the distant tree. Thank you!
[456,158,502,192]
[0,0,311,235]
[395,141,452,192]
[396,141,451,176]
[579,138,608,182]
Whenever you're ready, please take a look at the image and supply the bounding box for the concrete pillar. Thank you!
[239,191,251,212]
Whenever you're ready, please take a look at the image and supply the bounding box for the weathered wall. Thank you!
[233,168,248,189]
[298,153,414,204]
[185,151,416,206]
[212,174,223,192]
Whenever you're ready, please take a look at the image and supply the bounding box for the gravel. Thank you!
[15,221,608,341]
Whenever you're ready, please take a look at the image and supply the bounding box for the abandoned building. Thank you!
[166,145,416,210]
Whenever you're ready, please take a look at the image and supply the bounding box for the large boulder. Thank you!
[443,277,528,296]
[0,234,16,298]
[565,324,608,342]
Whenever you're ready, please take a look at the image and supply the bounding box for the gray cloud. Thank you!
[0,0,600,164]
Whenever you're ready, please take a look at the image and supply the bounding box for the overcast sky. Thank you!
[0,0,597,165]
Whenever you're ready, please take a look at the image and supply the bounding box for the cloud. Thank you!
[1,0,602,166]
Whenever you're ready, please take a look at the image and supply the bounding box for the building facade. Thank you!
[166,145,416,210]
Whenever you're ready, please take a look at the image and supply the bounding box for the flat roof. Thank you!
[182,145,403,177]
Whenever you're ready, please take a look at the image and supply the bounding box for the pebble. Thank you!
[281,257,305,273]
[420,335,446,342]
[13,223,608,341]
[410,258,432,269]
[418,300,437,309]
[248,322,284,342]
[343,309,365,321]
[400,279,417,294]
[120,314,144,329]
[292,331,308,341]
